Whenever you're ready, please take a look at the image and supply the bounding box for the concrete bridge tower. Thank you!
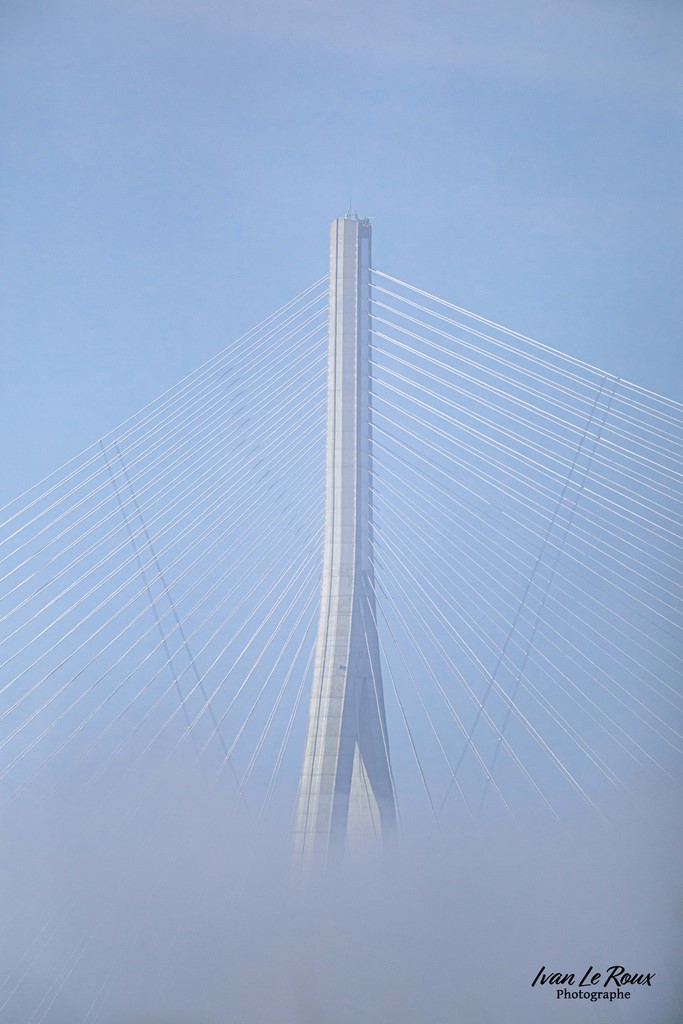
[294,216,396,871]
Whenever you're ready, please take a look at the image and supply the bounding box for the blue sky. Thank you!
[1,0,681,504]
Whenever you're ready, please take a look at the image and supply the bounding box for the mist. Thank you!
[2,759,680,1023]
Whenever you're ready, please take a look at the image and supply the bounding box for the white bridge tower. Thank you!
[294,216,397,871]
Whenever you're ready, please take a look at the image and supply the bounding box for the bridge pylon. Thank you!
[293,216,396,871]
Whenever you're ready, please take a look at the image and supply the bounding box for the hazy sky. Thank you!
[3,763,681,1023]
[1,0,681,506]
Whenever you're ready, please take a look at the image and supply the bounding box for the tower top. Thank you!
[339,212,371,227]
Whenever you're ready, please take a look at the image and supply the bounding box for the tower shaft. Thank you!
[294,217,396,872]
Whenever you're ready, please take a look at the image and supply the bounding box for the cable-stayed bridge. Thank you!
[0,217,681,1020]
